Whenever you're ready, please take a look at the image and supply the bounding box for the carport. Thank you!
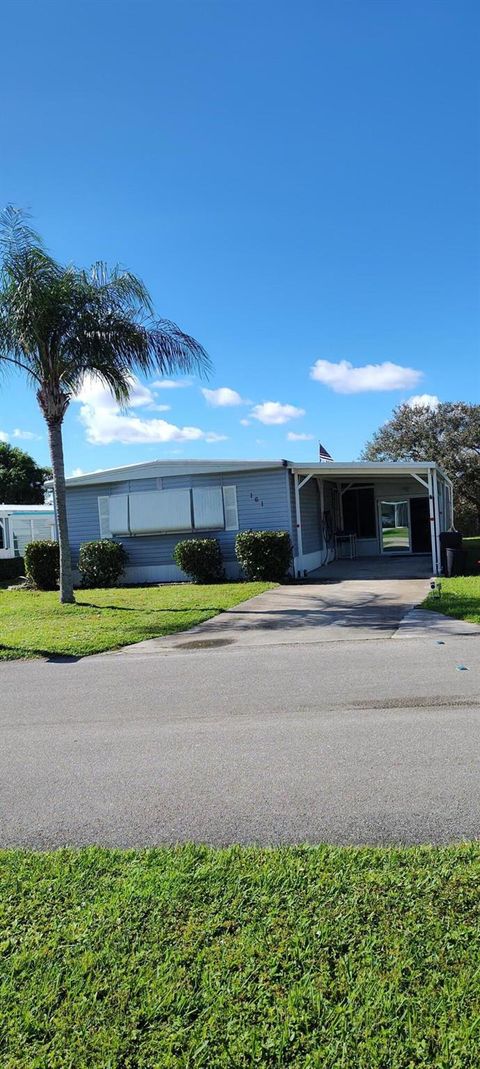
[290,461,453,577]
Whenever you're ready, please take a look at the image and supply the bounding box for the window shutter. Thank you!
[109,494,130,535]
[98,496,112,538]
[129,489,192,534]
[223,485,239,530]
[193,487,225,529]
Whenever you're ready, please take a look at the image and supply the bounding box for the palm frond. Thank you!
[0,205,43,261]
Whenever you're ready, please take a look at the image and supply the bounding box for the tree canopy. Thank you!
[362,401,480,533]
[0,441,50,504]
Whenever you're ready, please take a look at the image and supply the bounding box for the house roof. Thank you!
[59,459,289,488]
[55,457,450,489]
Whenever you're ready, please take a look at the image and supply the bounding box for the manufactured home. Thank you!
[0,504,56,560]
[62,458,452,580]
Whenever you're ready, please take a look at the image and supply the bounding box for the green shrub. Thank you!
[24,540,59,590]
[173,538,224,583]
[0,556,24,582]
[235,530,292,581]
[78,539,128,588]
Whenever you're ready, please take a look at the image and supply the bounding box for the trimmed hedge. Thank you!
[173,538,224,583]
[24,540,59,590]
[235,530,292,581]
[0,556,25,582]
[78,540,128,588]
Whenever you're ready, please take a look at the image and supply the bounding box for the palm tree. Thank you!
[0,206,210,603]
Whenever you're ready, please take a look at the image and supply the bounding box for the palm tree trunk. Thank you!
[47,420,75,603]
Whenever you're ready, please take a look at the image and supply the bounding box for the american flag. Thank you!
[318,442,333,462]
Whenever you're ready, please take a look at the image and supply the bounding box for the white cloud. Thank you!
[202,386,246,407]
[310,359,423,394]
[70,467,84,477]
[12,428,41,441]
[287,432,315,441]
[73,375,227,446]
[150,378,193,389]
[250,401,305,425]
[239,418,251,427]
[0,431,9,442]
[407,393,439,410]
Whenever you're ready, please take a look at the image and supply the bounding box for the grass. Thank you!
[0,582,274,660]
[0,844,479,1068]
[423,539,480,624]
[382,526,408,540]
[424,575,480,624]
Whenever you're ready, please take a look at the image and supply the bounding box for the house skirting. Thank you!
[73,560,243,586]
[294,548,335,575]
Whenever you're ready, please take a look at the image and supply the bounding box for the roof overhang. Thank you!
[289,461,451,482]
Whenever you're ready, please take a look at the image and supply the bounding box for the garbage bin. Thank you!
[446,547,466,577]
[440,530,462,574]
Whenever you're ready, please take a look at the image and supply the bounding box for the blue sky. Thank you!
[1,0,478,476]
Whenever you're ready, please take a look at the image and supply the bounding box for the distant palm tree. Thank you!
[0,206,210,602]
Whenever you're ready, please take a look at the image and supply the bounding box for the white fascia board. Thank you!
[289,461,441,477]
[61,458,287,488]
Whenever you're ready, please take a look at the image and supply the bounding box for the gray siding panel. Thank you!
[299,477,323,554]
[66,467,292,568]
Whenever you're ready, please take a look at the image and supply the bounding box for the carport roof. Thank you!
[290,460,450,481]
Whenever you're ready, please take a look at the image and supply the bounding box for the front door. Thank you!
[410,496,431,553]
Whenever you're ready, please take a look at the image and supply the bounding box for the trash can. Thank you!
[440,530,462,575]
[446,547,466,577]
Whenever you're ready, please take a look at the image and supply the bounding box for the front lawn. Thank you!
[1,845,479,1068]
[423,575,480,625]
[0,582,273,660]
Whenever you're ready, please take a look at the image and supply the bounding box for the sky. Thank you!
[0,0,479,477]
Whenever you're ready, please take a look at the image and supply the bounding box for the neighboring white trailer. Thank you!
[0,504,55,560]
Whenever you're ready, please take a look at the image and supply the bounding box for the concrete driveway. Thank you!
[121,554,461,655]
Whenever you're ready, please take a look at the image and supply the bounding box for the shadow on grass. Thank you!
[78,601,227,614]
[0,645,81,664]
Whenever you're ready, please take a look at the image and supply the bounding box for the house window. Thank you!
[342,486,376,538]
[0,519,4,550]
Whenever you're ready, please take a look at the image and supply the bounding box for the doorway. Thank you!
[379,499,410,553]
[410,496,431,553]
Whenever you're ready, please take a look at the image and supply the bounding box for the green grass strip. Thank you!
[1,844,479,1067]
[0,582,274,660]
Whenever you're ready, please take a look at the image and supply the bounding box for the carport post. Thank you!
[427,468,439,575]
[294,473,303,572]
[432,467,442,574]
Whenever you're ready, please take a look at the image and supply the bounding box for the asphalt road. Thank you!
[1,632,479,848]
